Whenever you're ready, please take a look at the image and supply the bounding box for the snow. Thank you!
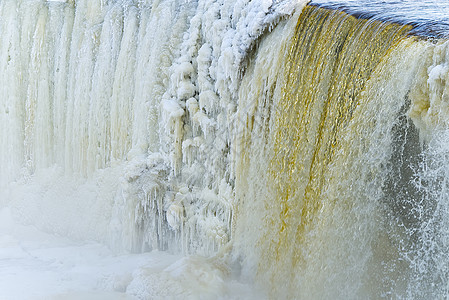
[0,208,262,300]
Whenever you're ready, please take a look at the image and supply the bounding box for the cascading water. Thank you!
[1,0,449,298]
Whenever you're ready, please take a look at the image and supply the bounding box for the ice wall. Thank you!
[0,0,306,254]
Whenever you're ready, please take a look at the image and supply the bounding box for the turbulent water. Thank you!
[1,0,449,298]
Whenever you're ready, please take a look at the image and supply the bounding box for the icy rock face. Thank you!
[0,0,304,254]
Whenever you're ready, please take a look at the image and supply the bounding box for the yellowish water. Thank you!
[270,5,411,270]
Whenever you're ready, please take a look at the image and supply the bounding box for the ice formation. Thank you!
[0,0,304,255]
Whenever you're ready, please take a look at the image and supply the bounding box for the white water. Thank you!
[1,0,449,298]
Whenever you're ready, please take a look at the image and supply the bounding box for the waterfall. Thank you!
[1,0,449,298]
[235,4,449,298]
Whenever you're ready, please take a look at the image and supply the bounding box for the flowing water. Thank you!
[0,0,449,298]
[311,0,449,38]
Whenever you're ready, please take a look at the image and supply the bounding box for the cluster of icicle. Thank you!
[0,0,303,254]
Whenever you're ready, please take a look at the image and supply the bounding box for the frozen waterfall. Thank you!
[1,0,449,298]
